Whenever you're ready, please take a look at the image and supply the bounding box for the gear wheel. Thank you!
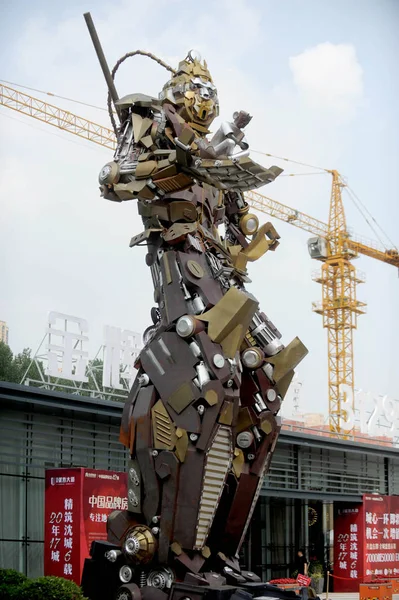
[147,567,174,590]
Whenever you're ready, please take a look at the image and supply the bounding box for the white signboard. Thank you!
[46,312,89,381]
[102,325,140,389]
[339,383,399,439]
[44,311,141,389]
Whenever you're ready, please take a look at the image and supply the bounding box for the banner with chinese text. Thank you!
[363,494,399,580]
[44,468,127,585]
[334,502,364,592]
[334,495,399,592]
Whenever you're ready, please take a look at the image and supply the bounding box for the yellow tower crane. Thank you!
[1,82,398,435]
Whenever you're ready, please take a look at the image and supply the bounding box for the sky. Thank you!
[0,0,398,421]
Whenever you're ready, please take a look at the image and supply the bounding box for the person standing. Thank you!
[295,548,309,576]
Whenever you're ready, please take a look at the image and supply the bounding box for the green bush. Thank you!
[0,585,16,600]
[0,571,87,600]
[0,570,28,600]
[0,569,27,587]
[308,560,324,578]
[18,577,88,600]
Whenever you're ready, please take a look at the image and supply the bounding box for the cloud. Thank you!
[289,42,364,118]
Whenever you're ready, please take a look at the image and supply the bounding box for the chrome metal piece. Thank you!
[152,516,159,524]
[266,389,277,402]
[241,347,262,369]
[105,549,121,562]
[249,311,283,357]
[99,163,113,183]
[227,379,234,388]
[197,404,205,415]
[138,374,149,386]
[190,433,198,442]
[263,362,274,381]
[182,282,192,300]
[231,149,250,161]
[252,426,261,442]
[147,567,174,589]
[247,453,255,460]
[151,527,159,535]
[128,489,139,507]
[119,565,133,583]
[124,536,140,556]
[264,338,284,356]
[151,450,158,457]
[237,431,254,449]
[176,315,195,338]
[174,138,191,152]
[213,353,225,368]
[254,393,267,412]
[143,326,157,347]
[192,295,206,314]
[189,341,202,357]
[196,362,210,388]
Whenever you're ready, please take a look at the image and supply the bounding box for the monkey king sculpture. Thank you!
[82,47,308,600]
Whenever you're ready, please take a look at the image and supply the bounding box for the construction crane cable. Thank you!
[344,187,385,246]
[0,79,108,112]
[344,186,397,251]
[279,172,328,177]
[251,149,329,173]
[344,182,398,251]
[108,51,176,133]
[0,108,107,154]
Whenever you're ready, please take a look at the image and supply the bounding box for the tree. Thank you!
[0,343,43,384]
[0,342,20,382]
[13,347,43,382]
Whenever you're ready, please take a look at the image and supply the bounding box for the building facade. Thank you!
[0,321,9,345]
[1,381,398,582]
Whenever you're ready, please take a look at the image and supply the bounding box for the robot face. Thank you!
[184,77,219,125]
[160,51,219,130]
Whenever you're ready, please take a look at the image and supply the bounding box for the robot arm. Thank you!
[197,110,252,160]
[223,191,280,274]
[98,96,192,203]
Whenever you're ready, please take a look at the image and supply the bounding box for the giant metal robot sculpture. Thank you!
[82,15,308,600]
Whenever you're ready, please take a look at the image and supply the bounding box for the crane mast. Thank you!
[312,171,366,435]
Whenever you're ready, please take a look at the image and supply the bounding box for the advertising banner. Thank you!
[363,494,399,579]
[45,468,127,584]
[334,495,399,592]
[334,502,364,593]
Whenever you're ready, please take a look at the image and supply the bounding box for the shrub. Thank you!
[0,570,27,587]
[18,577,88,600]
[0,570,28,600]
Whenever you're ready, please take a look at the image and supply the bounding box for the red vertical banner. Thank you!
[81,469,128,576]
[45,468,127,585]
[334,502,364,593]
[44,469,82,581]
[363,494,399,579]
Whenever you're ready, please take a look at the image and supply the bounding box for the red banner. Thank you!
[44,469,81,581]
[45,468,127,584]
[82,469,127,562]
[334,502,364,592]
[334,495,399,592]
[363,494,399,580]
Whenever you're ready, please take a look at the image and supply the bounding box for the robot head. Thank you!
[160,50,219,130]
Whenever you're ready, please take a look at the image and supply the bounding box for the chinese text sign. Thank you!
[45,468,127,584]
